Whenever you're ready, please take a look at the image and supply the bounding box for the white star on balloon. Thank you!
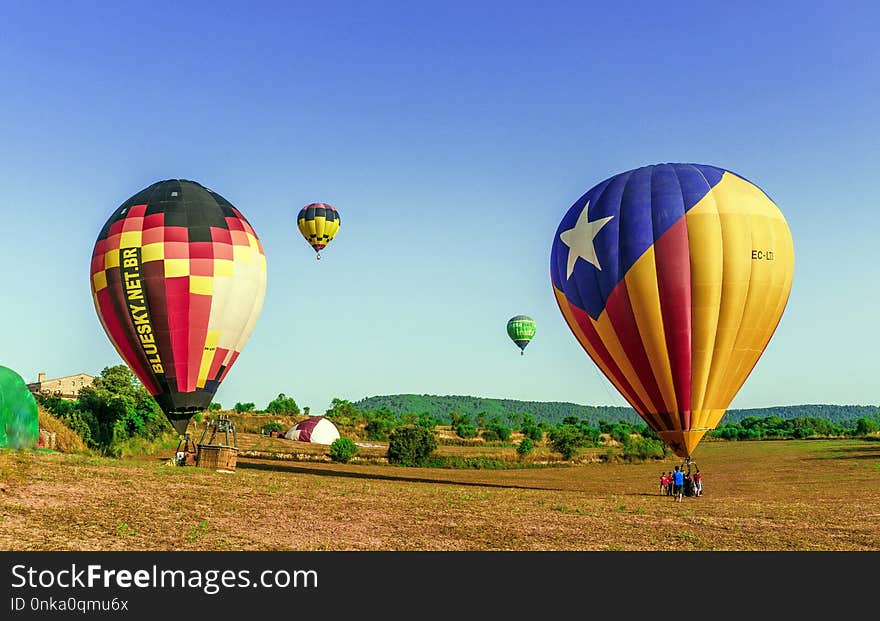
[559,200,614,279]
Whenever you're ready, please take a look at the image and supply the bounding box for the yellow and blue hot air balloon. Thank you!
[550,163,794,458]
[297,203,340,260]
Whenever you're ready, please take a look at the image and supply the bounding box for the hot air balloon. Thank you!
[89,179,267,436]
[297,202,340,259]
[282,416,340,445]
[0,366,39,449]
[550,163,794,458]
[507,315,536,355]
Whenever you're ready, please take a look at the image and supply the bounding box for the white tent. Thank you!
[282,416,340,445]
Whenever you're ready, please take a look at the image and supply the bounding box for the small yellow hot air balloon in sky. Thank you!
[297,202,340,259]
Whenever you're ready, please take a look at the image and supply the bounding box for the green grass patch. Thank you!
[550,505,592,516]
[674,531,701,545]
[65,454,106,467]
[421,456,555,469]
[186,520,210,542]
[111,433,179,459]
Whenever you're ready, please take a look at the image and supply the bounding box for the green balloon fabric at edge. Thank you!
[506,315,536,352]
[0,365,39,449]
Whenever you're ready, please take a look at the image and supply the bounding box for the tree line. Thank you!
[353,394,880,427]
[33,368,880,460]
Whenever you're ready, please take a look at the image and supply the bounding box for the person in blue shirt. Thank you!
[672,465,685,502]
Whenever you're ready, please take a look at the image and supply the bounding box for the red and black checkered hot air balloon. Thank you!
[89,180,267,435]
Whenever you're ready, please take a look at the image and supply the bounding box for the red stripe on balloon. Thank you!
[208,347,228,383]
[164,276,190,393]
[653,215,693,429]
[603,281,671,430]
[186,292,212,392]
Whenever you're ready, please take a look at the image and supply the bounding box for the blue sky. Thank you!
[0,1,877,413]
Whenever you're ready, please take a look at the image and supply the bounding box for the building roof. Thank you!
[31,372,96,383]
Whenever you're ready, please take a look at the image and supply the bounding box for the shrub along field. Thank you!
[1,438,878,550]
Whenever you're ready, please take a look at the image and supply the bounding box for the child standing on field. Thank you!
[659,472,667,495]
[694,469,703,496]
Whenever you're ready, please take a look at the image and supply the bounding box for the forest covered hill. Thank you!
[353,394,880,427]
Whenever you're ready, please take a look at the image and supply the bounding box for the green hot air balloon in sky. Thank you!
[0,366,39,449]
[507,315,536,355]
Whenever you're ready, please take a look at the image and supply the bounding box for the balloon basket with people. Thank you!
[661,457,704,502]
[679,457,704,499]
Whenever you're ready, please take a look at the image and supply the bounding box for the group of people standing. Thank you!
[659,465,702,502]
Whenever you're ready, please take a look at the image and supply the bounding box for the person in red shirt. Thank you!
[694,469,703,496]
[659,472,667,495]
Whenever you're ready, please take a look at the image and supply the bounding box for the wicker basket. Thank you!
[196,444,238,472]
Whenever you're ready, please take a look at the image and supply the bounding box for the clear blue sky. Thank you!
[1,1,877,413]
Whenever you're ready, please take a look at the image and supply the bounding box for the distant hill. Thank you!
[352,394,880,427]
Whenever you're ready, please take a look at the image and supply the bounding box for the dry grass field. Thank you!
[1,438,878,551]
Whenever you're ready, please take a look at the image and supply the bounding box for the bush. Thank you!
[364,408,398,441]
[324,399,361,422]
[856,417,880,435]
[234,402,255,414]
[208,403,222,411]
[577,424,601,446]
[261,422,284,435]
[519,414,542,441]
[548,424,588,460]
[607,423,633,444]
[520,423,543,443]
[481,428,499,441]
[484,416,511,442]
[66,365,168,452]
[329,437,359,463]
[450,412,478,439]
[517,437,534,458]
[266,393,300,415]
[455,423,478,439]
[387,425,437,466]
[620,436,669,461]
[400,412,439,430]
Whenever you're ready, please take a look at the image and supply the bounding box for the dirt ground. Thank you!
[1,439,878,550]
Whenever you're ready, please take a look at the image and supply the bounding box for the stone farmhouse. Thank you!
[27,372,96,400]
